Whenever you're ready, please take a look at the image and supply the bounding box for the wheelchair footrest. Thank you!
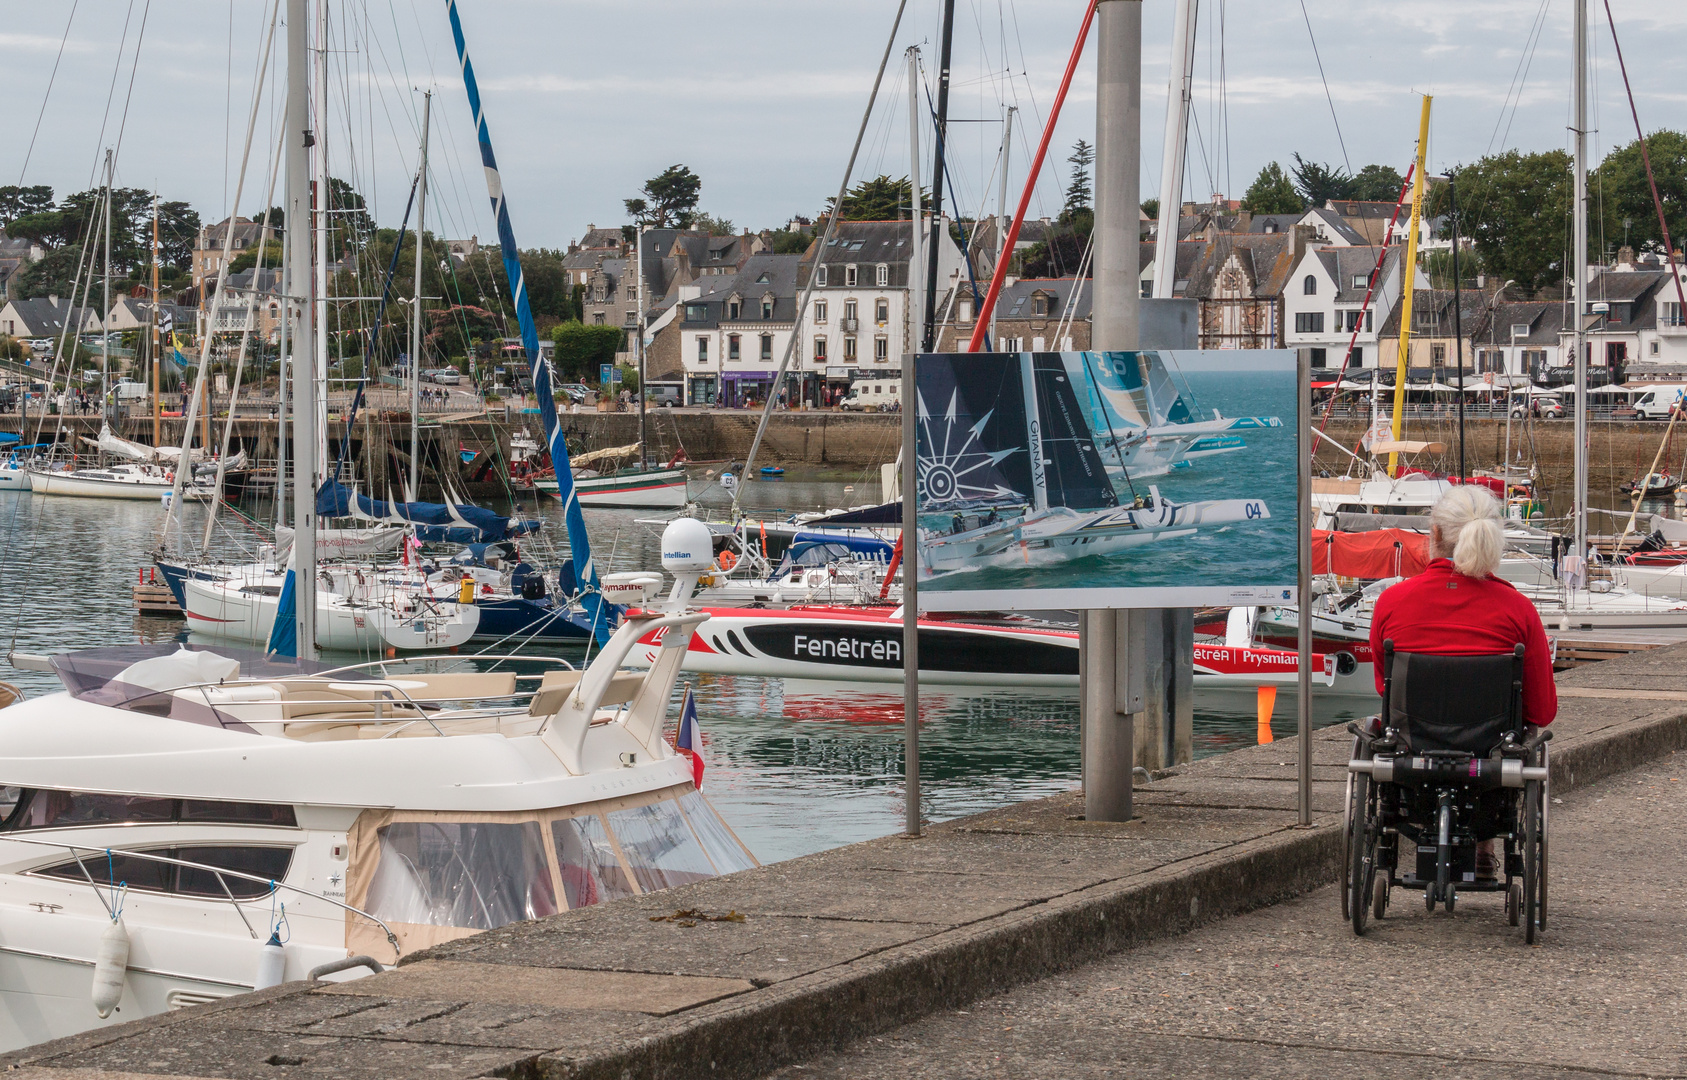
[1396,873,1509,893]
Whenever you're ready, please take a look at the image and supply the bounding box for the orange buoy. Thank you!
[1255,685,1277,744]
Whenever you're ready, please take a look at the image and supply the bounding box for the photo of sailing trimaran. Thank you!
[915,351,1293,596]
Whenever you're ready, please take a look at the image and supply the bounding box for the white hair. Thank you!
[1430,485,1504,578]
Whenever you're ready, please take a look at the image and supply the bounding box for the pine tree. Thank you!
[1241,162,1304,215]
[1065,140,1095,216]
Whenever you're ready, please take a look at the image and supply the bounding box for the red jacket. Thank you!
[1369,558,1557,726]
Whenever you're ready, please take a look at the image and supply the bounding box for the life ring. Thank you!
[716,549,738,571]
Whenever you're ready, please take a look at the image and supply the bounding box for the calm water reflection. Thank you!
[0,475,1371,865]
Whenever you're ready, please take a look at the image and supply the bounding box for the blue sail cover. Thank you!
[447,0,610,645]
[265,568,298,658]
[315,480,538,543]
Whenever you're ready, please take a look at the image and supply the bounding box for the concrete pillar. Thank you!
[1083,0,1143,823]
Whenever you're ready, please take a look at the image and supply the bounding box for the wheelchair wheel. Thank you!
[1538,745,1550,932]
[1522,781,1543,944]
[1348,771,1374,936]
[1341,734,1367,921]
[1372,871,1389,920]
[1507,881,1522,926]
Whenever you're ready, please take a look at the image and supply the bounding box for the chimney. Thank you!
[1235,210,1252,233]
[1616,245,1636,269]
[1291,224,1316,267]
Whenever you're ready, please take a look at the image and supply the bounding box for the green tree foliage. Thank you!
[227,239,284,275]
[625,165,702,228]
[550,322,624,381]
[0,186,54,226]
[1065,139,1094,216]
[1351,164,1407,202]
[1291,153,1359,207]
[1241,162,1304,214]
[156,201,202,271]
[1140,198,1160,220]
[1428,149,1573,292]
[12,244,88,299]
[1019,225,1089,279]
[1594,130,1687,254]
[828,175,925,221]
[690,212,735,236]
[767,230,812,255]
[427,304,501,362]
[324,177,374,259]
[0,336,23,362]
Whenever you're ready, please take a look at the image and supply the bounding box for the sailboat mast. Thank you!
[1152,0,1197,299]
[1388,95,1431,478]
[1572,0,1589,564]
[637,222,646,471]
[286,0,317,656]
[907,47,924,359]
[152,196,161,448]
[992,106,1013,348]
[313,0,330,487]
[920,0,957,352]
[411,90,431,498]
[102,149,112,432]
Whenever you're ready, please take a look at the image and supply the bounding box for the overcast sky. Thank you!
[3,1,1683,249]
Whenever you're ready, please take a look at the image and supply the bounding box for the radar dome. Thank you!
[661,518,716,573]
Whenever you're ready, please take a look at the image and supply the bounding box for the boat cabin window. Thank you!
[552,814,637,907]
[1,790,297,831]
[365,821,559,931]
[606,802,717,892]
[33,845,293,900]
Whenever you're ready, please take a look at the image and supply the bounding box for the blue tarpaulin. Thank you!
[315,480,540,543]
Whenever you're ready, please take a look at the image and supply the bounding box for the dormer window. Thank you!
[845,265,858,287]
[817,265,828,287]
[727,297,741,320]
[875,264,888,286]
[1032,293,1050,317]
[756,272,771,284]
[762,296,774,320]
[1303,275,1317,296]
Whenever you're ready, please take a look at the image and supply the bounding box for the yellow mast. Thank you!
[1389,95,1432,478]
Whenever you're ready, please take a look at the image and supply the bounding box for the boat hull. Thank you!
[28,470,212,501]
[539,468,689,509]
[182,576,479,651]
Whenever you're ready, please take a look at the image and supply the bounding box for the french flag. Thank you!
[675,686,705,787]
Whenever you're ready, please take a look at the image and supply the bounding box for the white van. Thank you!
[841,378,901,412]
[1632,384,1687,420]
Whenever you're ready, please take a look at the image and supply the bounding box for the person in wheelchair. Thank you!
[1346,486,1554,939]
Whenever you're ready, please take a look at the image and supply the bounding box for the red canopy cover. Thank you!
[1312,528,1431,579]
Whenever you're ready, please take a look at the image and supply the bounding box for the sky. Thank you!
[3,0,1684,251]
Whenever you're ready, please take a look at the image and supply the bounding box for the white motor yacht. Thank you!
[0,520,751,1051]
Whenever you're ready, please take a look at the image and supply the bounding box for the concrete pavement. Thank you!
[764,751,1687,1080]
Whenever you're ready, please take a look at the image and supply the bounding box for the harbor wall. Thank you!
[20,409,1685,506]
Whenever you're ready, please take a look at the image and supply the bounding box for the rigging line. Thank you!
[1601,0,1687,319]
[15,0,80,187]
[734,0,910,499]
[89,0,138,188]
[226,0,235,215]
[108,0,154,174]
[1220,0,1231,199]
[1296,0,1350,174]
[1485,0,1552,155]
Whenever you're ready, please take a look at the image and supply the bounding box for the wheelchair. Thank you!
[1343,640,1551,942]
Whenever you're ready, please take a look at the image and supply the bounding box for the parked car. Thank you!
[1511,395,1564,420]
[429,368,462,385]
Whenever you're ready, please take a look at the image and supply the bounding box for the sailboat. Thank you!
[1082,351,1282,477]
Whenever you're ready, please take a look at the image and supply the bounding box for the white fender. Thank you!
[254,934,287,989]
[92,917,130,1018]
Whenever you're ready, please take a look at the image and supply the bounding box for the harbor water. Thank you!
[0,477,1372,864]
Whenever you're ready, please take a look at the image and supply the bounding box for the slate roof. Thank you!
[1465,300,1566,347]
[577,227,625,251]
[808,220,920,270]
[1302,207,1367,245]
[1311,246,1401,303]
[676,255,804,330]
[998,277,1091,321]
[1137,240,1206,295]
[1182,232,1298,299]
[0,296,102,335]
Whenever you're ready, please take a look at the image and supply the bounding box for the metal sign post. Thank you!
[1297,347,1313,825]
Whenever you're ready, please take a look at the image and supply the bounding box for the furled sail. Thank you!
[315,480,540,543]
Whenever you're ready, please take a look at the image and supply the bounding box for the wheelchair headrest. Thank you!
[1385,645,1524,757]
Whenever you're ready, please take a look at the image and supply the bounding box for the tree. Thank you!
[1018,229,1089,279]
[227,239,284,275]
[1595,130,1687,255]
[0,185,53,227]
[625,165,702,228]
[550,322,624,382]
[1140,198,1160,220]
[1351,163,1406,202]
[1241,162,1304,214]
[325,177,374,258]
[1065,139,1094,216]
[12,244,87,299]
[767,230,812,255]
[427,304,501,362]
[1428,149,1573,292]
[690,212,735,236]
[827,175,923,221]
[1290,153,1358,207]
[156,201,202,271]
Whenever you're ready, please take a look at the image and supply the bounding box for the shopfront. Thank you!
[687,375,718,406]
[721,371,774,408]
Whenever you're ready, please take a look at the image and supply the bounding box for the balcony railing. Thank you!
[840,318,859,333]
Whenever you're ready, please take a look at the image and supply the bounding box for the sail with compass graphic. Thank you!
[916,353,1117,513]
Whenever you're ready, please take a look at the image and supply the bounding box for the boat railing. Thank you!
[0,833,402,963]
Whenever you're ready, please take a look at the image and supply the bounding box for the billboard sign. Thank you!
[913,350,1298,610]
